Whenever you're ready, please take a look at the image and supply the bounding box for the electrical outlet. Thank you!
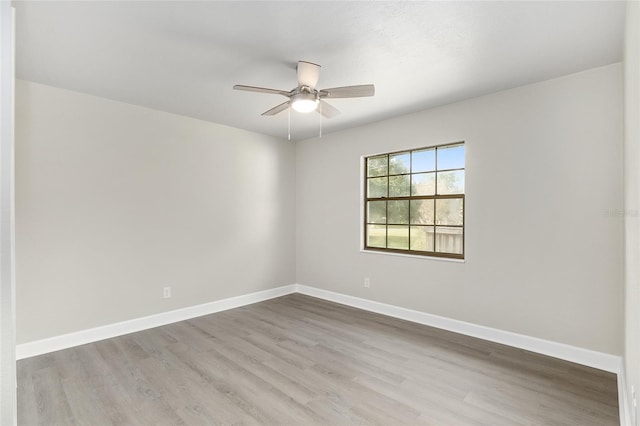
[364,277,370,288]
[163,286,171,299]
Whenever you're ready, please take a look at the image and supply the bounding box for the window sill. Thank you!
[360,249,465,263]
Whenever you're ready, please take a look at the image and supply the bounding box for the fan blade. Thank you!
[317,100,340,119]
[297,61,321,89]
[261,101,290,116]
[319,84,375,98]
[233,85,290,97]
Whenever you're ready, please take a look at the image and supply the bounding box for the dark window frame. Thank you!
[363,142,465,259]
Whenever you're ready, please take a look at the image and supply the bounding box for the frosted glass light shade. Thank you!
[291,93,318,113]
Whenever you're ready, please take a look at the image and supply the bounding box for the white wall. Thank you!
[15,80,296,344]
[625,1,640,424]
[296,63,623,355]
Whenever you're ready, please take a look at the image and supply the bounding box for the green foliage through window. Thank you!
[364,142,465,258]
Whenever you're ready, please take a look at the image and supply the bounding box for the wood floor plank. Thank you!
[31,367,75,425]
[18,293,620,425]
[16,365,39,426]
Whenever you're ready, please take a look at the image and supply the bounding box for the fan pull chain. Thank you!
[319,101,322,138]
[287,106,291,141]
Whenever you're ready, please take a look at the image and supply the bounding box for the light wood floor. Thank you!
[17,294,619,425]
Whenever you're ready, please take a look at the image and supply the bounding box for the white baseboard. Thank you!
[18,282,621,375]
[619,364,633,426]
[16,284,297,360]
[294,284,622,374]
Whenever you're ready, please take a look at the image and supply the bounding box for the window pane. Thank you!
[437,145,465,170]
[367,201,386,224]
[435,198,463,226]
[365,144,464,259]
[388,200,409,224]
[435,227,463,254]
[411,172,435,196]
[367,177,387,198]
[437,170,465,195]
[412,149,435,173]
[367,155,388,177]
[367,225,386,248]
[388,225,409,249]
[410,226,434,251]
[410,199,434,225]
[389,152,410,175]
[389,175,410,197]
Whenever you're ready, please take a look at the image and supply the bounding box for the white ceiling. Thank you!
[15,1,625,141]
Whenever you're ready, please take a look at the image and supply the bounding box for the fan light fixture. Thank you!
[291,93,319,113]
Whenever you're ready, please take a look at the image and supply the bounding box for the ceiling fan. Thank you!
[233,61,375,118]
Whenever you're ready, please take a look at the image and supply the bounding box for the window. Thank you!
[364,142,465,259]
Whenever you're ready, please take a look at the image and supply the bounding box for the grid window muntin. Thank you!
[364,142,465,259]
